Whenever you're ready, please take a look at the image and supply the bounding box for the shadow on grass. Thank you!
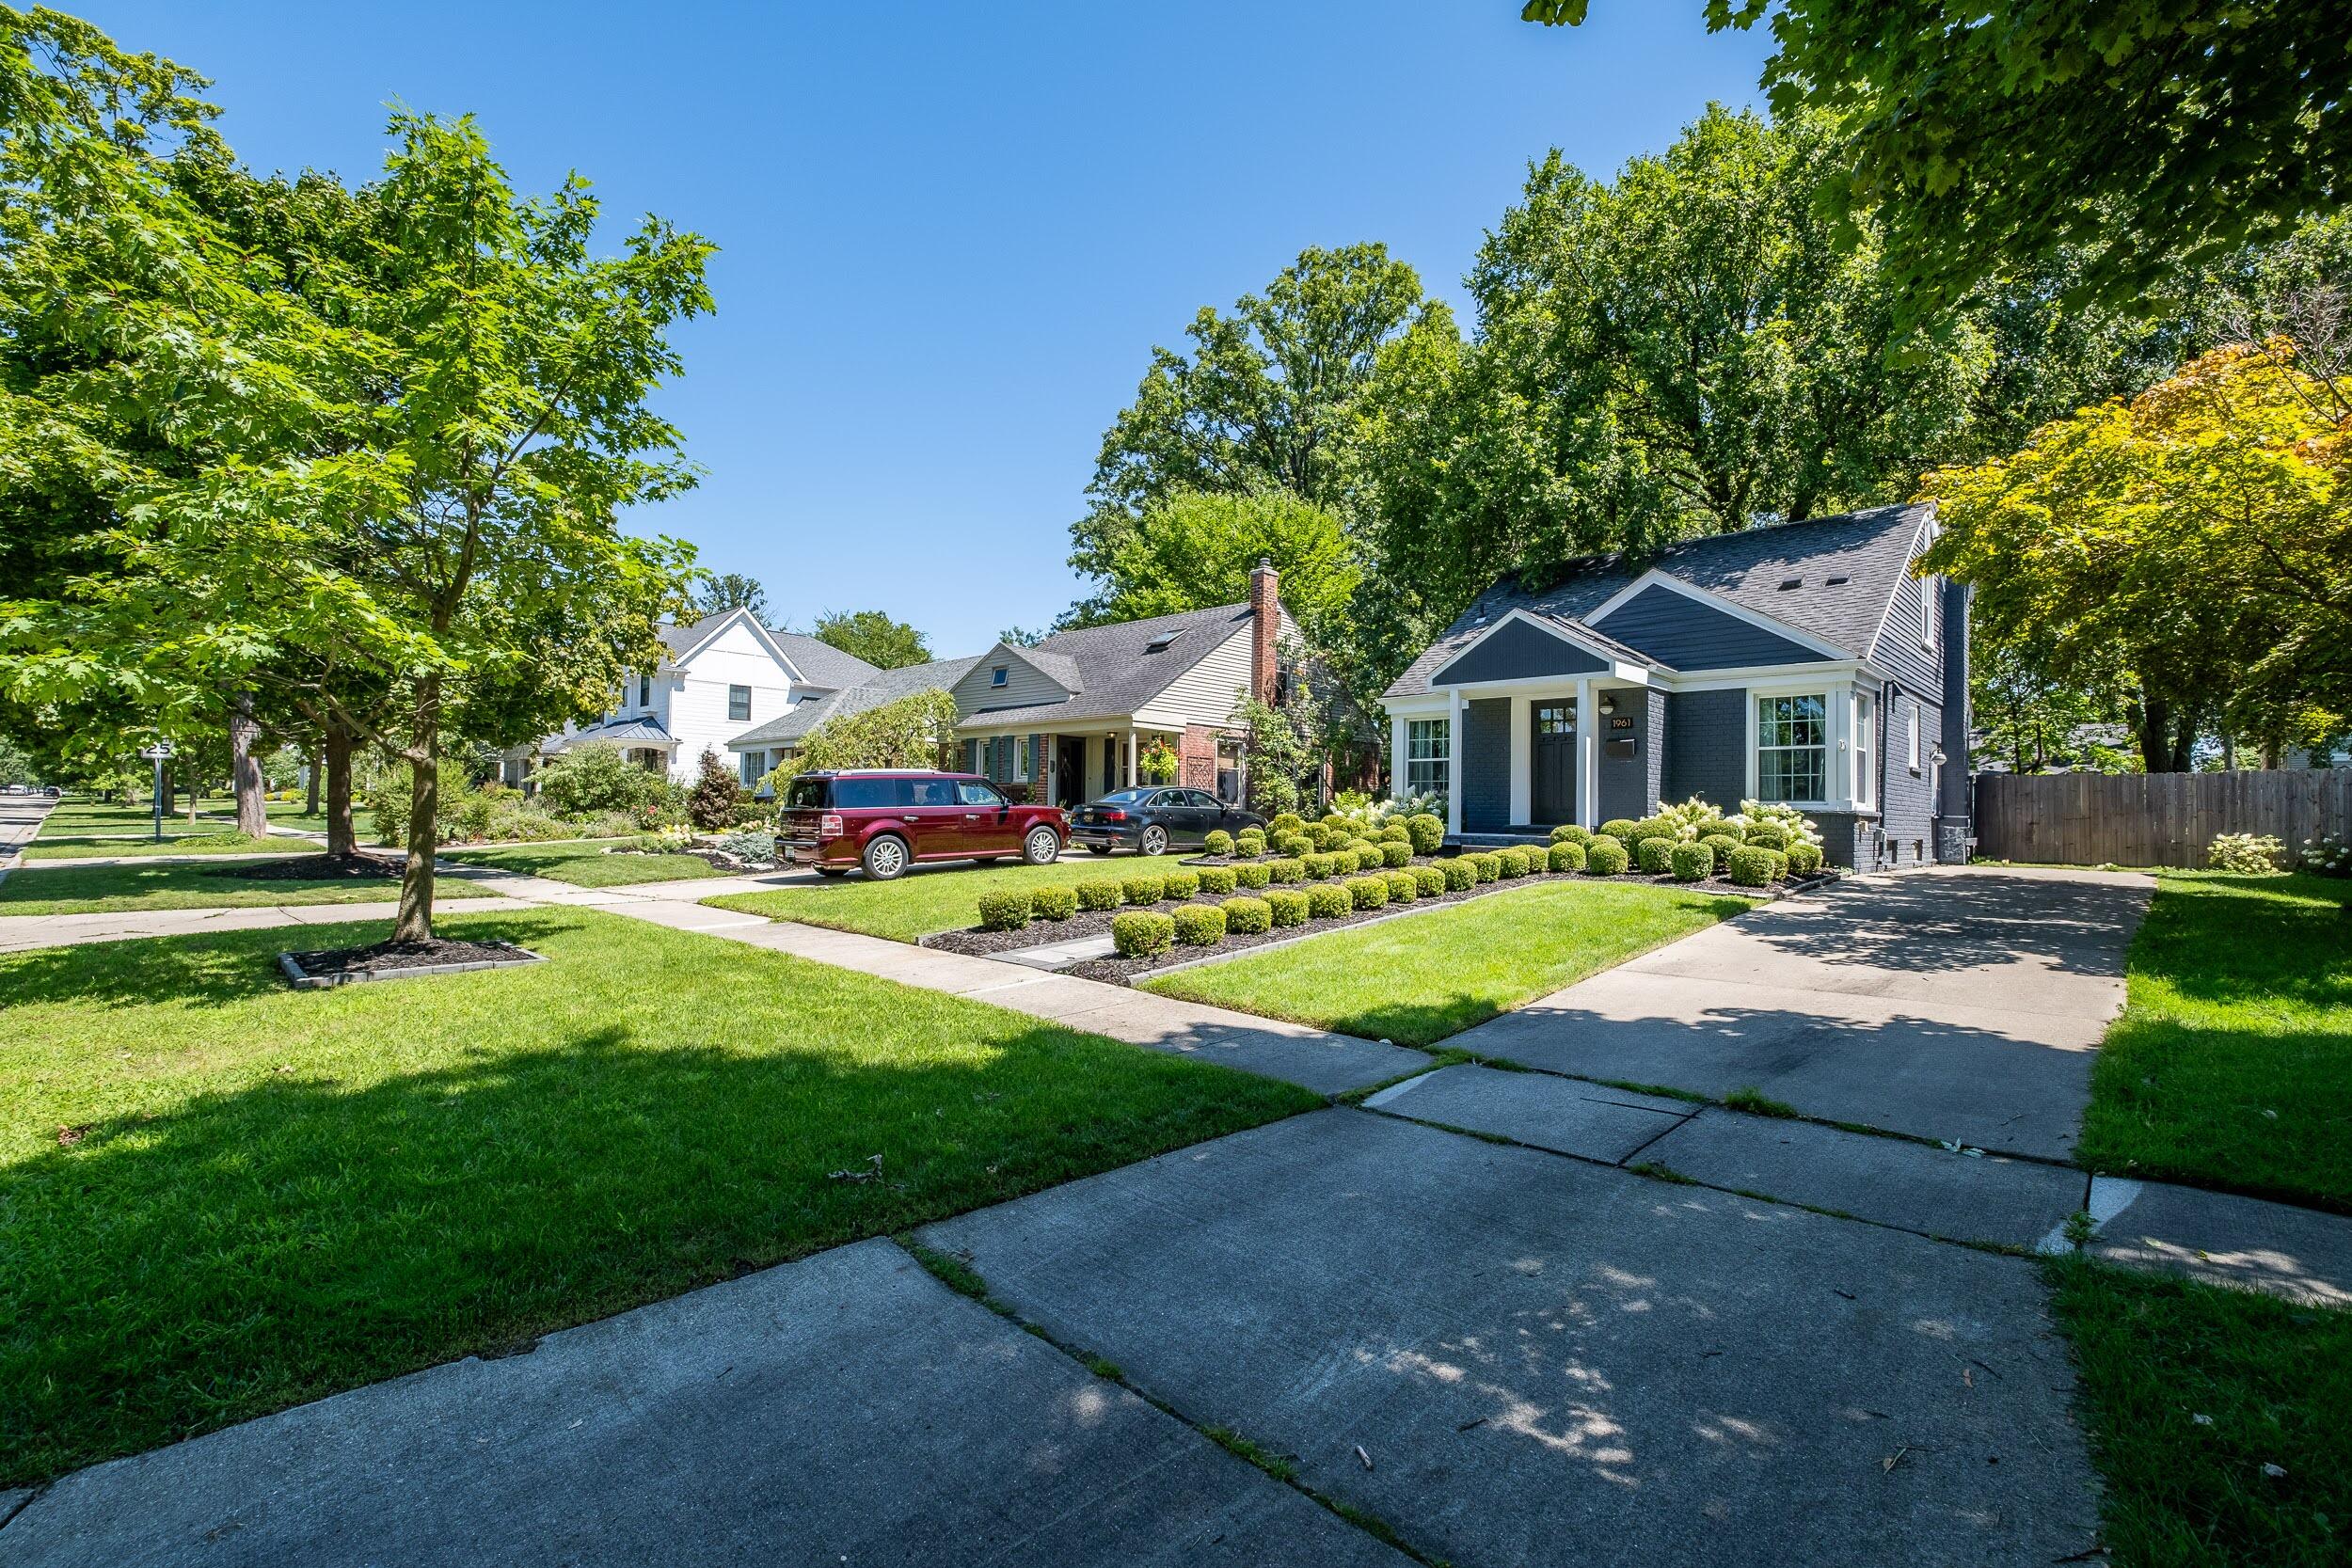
[2,1005,1313,1486]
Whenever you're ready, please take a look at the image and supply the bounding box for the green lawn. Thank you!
[442,840,716,887]
[21,797,323,859]
[2076,872,2352,1212]
[2048,1258,2350,1567]
[0,860,405,917]
[0,908,1315,1483]
[704,852,1194,942]
[1142,879,1756,1048]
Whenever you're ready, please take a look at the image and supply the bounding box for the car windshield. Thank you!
[1096,789,1152,805]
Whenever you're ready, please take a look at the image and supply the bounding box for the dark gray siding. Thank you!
[1876,689,1942,866]
[1812,813,1875,871]
[1462,698,1510,831]
[1593,583,1817,671]
[1939,582,1973,825]
[1663,688,1746,813]
[1870,566,1946,704]
[1430,618,1606,686]
[1597,687,1664,821]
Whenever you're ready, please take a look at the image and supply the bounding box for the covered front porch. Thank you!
[958,721,1244,809]
[1391,677,1664,838]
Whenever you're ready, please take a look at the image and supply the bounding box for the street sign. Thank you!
[139,743,174,760]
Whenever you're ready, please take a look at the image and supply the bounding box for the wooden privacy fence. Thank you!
[1973,769,2352,867]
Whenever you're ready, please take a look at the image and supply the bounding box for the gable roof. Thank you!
[1383,502,1931,700]
[726,655,981,750]
[769,631,884,690]
[957,601,1262,729]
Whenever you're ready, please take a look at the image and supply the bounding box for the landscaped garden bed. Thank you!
[278,937,546,989]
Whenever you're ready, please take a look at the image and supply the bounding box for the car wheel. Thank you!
[1138,824,1168,857]
[1023,826,1061,865]
[861,834,910,880]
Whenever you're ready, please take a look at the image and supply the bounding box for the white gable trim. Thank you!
[669,608,804,682]
[1584,568,1853,664]
[1427,608,1651,688]
[1863,507,1940,667]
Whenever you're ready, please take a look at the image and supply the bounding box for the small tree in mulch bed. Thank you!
[687,747,747,831]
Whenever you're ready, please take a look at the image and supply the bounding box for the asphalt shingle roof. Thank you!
[727,656,980,748]
[1383,503,1932,700]
[652,613,884,690]
[956,602,1259,729]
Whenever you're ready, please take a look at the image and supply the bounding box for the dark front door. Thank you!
[1534,701,1577,824]
[1057,736,1085,807]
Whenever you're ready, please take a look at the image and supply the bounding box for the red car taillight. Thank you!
[1099,809,1126,822]
[818,813,844,839]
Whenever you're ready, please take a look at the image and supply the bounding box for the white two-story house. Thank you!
[505,608,886,788]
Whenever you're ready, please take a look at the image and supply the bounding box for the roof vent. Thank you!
[1143,634,1178,654]
[1824,574,1850,586]
[1778,577,1803,591]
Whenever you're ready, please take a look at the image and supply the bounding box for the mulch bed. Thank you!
[202,853,402,882]
[278,938,544,989]
[924,859,1831,984]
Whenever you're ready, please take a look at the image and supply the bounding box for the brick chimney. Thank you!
[1248,557,1279,705]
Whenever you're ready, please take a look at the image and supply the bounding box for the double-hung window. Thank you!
[1756,694,1827,803]
[1405,719,1450,796]
[739,750,766,787]
[727,684,752,722]
[1908,708,1922,773]
[639,674,652,707]
[1852,691,1875,809]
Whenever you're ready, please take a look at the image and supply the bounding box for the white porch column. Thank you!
[1126,727,1138,787]
[1390,711,1408,803]
[1445,689,1464,837]
[1507,695,1532,827]
[1576,677,1597,829]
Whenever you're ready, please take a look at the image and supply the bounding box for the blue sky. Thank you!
[84,2,1771,657]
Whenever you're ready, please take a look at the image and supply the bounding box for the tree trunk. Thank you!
[2134,685,2175,773]
[159,767,176,817]
[2169,707,2198,773]
[392,679,440,944]
[325,720,356,860]
[230,694,268,836]
[186,761,199,824]
[306,747,321,816]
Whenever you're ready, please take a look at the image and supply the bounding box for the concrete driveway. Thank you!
[1453,867,2151,1159]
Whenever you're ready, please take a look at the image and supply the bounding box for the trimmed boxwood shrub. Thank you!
[1406,813,1445,855]
[1786,841,1823,875]
[1468,851,1502,883]
[1598,818,1643,848]
[1268,812,1306,836]
[1635,837,1677,875]
[1726,846,1776,887]
[1437,856,1475,891]
[1162,869,1200,900]
[1584,838,1629,876]
[1346,875,1391,911]
[1549,823,1591,846]
[1380,841,1413,868]
[1121,874,1167,905]
[1495,847,1531,878]
[1202,830,1233,856]
[1767,847,1789,880]
[1549,841,1587,873]
[1710,819,1749,844]
[1743,822,1789,852]
[1198,865,1237,895]
[1265,888,1310,927]
[1307,821,1343,851]
[1076,878,1123,911]
[1234,829,1265,858]
[1172,904,1227,946]
[1669,842,1712,882]
[1267,857,1305,883]
[1233,862,1271,889]
[1112,910,1175,956]
[1030,885,1079,921]
[1221,895,1273,934]
[1304,852,1339,879]
[1307,883,1352,920]
[1275,832,1313,858]
[1383,870,1419,903]
[1412,864,1447,897]
[1699,832,1741,865]
[977,890,1031,931]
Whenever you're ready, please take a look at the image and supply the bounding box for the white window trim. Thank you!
[1405,717,1451,798]
[1852,690,1876,810]
[1920,576,1937,650]
[1908,706,1922,774]
[1742,674,1864,813]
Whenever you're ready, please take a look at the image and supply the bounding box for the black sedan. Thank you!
[1070,787,1264,856]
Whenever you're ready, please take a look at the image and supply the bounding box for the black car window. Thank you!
[907,778,956,806]
[785,777,829,811]
[831,777,909,810]
[1150,790,1184,808]
[1099,788,1151,805]
[1187,790,1220,809]
[957,781,1006,807]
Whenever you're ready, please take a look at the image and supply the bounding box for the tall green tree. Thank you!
[1071,487,1359,647]
[696,571,768,619]
[1527,2,2351,332]
[1071,243,1453,624]
[812,609,930,671]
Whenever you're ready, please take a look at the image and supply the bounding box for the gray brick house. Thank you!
[1380,503,1971,870]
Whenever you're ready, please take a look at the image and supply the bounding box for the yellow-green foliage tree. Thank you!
[759,689,960,793]
[1920,337,2351,768]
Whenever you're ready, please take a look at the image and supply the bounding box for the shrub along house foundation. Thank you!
[1379,504,1972,870]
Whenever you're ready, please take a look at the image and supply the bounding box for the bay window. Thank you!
[1756,694,1827,803]
[1405,719,1450,796]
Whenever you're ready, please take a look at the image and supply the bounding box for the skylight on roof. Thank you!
[1824,574,1850,586]
[1143,634,1178,653]
[1778,577,1803,591]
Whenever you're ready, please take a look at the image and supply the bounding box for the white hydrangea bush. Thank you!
[2206,832,2285,875]
[2301,833,2352,877]
[1737,799,1824,849]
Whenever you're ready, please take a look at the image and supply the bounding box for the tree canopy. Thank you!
[696,572,768,619]
[1527,2,2350,333]
[1068,487,1359,647]
[813,609,931,671]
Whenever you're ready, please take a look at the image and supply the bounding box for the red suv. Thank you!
[777,770,1068,880]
